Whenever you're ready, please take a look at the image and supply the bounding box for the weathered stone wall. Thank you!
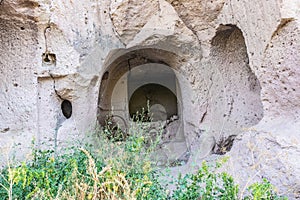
[0,0,299,198]
[0,5,39,163]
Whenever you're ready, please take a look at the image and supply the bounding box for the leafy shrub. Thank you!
[0,118,287,199]
[0,150,287,200]
[0,148,104,199]
[172,160,239,200]
[244,179,288,200]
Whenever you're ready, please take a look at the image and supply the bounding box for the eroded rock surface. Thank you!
[223,127,300,199]
[0,0,299,198]
[110,0,159,44]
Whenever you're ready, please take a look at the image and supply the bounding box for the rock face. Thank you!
[223,125,300,199]
[0,0,299,198]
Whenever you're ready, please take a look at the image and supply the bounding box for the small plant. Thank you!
[94,112,166,199]
[172,160,239,200]
[0,119,288,200]
[244,178,288,200]
[103,114,128,141]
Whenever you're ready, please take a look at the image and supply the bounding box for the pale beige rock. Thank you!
[165,0,225,32]
[110,0,159,44]
[0,0,299,197]
[222,127,300,199]
[260,20,300,121]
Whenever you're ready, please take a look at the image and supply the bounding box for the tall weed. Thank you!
[0,119,287,199]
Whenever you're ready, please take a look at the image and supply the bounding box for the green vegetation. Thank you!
[0,119,287,199]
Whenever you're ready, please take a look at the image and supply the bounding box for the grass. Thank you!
[0,118,288,199]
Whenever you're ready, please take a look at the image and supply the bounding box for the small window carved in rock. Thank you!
[42,53,56,66]
[61,100,72,119]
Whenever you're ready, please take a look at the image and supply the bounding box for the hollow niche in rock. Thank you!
[129,85,177,123]
[61,100,72,119]
[205,24,264,155]
[97,48,189,166]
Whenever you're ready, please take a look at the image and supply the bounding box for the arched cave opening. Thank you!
[206,24,264,155]
[129,83,178,122]
[97,48,189,166]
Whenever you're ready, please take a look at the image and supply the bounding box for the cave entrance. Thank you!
[97,48,189,166]
[127,63,178,122]
[129,83,178,122]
